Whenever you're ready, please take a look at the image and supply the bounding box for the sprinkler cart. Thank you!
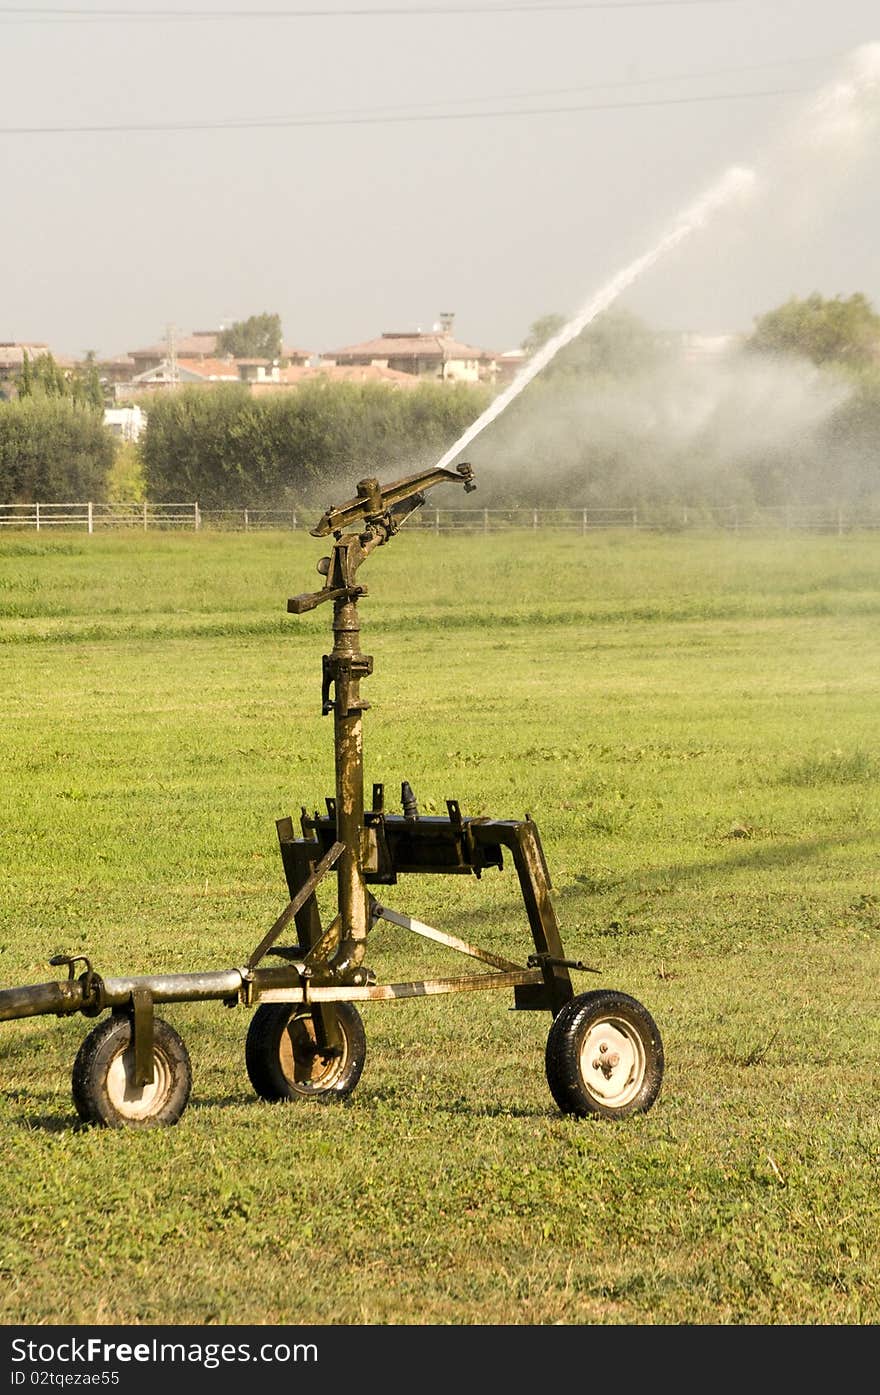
[1,464,664,1127]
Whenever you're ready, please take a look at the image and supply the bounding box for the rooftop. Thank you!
[128,331,219,358]
[325,331,498,361]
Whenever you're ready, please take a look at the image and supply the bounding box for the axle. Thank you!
[0,969,244,1023]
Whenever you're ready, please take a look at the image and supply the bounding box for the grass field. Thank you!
[1,525,879,1325]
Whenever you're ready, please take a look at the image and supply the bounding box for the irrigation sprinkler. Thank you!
[1,464,664,1127]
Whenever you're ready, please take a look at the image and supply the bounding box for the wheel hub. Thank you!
[106,1046,172,1119]
[592,1041,621,1079]
[580,1017,646,1107]
[280,1015,349,1092]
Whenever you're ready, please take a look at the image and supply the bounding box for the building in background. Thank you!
[246,361,422,393]
[109,328,317,399]
[127,331,221,376]
[117,357,239,398]
[496,347,527,383]
[0,341,76,395]
[323,314,499,384]
[103,404,145,442]
[97,354,137,385]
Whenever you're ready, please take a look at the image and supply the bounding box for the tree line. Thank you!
[139,380,491,507]
[0,351,112,503]
[1,295,879,510]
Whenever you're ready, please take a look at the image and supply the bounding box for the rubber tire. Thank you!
[72,1014,192,1128]
[245,1002,366,1103]
[545,990,663,1120]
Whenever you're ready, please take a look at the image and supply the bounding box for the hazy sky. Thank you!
[1,0,878,359]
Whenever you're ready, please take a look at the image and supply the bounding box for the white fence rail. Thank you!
[0,501,203,531]
[1,501,878,534]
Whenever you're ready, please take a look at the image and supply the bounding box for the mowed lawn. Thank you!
[1,524,879,1325]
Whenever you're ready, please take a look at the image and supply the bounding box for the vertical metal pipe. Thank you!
[331,596,368,968]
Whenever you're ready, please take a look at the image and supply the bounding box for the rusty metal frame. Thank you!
[271,804,579,1017]
[256,969,544,1005]
[0,464,611,1110]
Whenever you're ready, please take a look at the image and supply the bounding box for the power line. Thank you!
[289,51,833,118]
[0,85,805,135]
[0,1,745,20]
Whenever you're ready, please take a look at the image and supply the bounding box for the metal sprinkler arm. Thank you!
[289,462,475,615]
[309,462,476,538]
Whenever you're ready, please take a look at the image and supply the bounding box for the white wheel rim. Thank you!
[578,1015,646,1109]
[105,1045,174,1119]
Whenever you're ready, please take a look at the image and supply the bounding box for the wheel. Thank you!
[72,1014,192,1128]
[245,1002,366,1102]
[545,990,663,1120]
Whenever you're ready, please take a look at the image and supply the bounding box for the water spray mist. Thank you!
[434,164,756,471]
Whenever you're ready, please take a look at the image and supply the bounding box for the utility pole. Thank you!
[166,322,179,388]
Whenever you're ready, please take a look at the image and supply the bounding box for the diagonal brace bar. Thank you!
[247,841,344,970]
[373,903,524,972]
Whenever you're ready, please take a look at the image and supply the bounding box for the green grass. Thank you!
[1,527,879,1324]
